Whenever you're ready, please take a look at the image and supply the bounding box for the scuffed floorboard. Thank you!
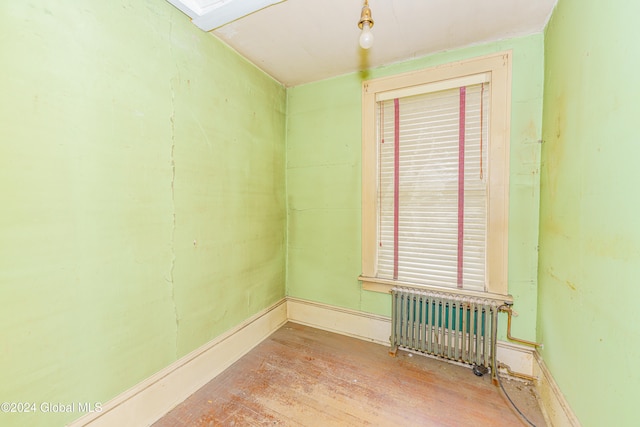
[153,322,545,426]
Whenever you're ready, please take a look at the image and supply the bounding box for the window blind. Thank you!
[376,82,490,292]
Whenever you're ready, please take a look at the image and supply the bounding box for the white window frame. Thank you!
[359,52,512,300]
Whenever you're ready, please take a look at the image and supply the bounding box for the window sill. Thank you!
[358,275,513,304]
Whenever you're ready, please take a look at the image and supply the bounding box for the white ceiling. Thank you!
[173,0,558,87]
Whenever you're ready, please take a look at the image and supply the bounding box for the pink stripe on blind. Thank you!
[393,98,400,280]
[457,87,466,288]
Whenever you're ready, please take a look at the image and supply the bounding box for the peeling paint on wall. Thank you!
[0,2,286,426]
[539,1,640,425]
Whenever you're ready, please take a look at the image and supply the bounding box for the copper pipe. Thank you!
[499,305,543,348]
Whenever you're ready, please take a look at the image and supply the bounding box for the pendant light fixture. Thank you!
[358,0,374,49]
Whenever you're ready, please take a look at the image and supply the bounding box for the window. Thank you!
[359,52,511,297]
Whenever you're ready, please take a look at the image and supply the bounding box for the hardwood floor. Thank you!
[153,322,545,426]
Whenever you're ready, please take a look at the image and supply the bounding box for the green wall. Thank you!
[9,0,635,425]
[539,1,640,425]
[0,1,286,426]
[286,35,545,341]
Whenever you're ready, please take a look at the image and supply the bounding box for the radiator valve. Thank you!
[472,364,489,377]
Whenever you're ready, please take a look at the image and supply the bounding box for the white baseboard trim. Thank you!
[533,352,581,427]
[67,298,288,427]
[286,297,391,346]
[69,296,577,427]
[496,340,535,377]
[289,297,581,426]
[286,297,535,377]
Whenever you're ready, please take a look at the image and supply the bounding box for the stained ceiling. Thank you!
[169,0,558,87]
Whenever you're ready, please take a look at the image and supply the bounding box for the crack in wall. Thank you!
[168,19,179,360]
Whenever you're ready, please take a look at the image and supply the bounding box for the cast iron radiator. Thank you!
[390,287,501,379]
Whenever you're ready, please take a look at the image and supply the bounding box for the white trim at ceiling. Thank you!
[166,0,284,31]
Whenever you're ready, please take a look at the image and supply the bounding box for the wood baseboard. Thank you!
[288,297,582,425]
[67,299,288,427]
[286,297,391,345]
[286,297,536,376]
[533,352,581,426]
[496,340,535,377]
[68,296,579,427]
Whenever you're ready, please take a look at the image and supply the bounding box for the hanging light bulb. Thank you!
[358,0,374,49]
[359,21,374,49]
